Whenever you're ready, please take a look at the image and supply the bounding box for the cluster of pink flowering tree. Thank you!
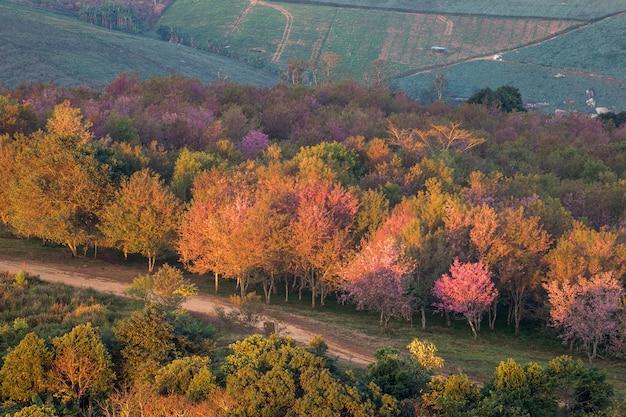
[432,259,498,339]
[544,272,624,364]
[341,238,414,331]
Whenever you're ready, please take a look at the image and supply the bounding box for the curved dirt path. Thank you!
[0,257,375,366]
[257,0,294,63]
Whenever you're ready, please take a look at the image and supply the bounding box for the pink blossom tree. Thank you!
[342,238,414,331]
[432,259,498,339]
[544,272,624,364]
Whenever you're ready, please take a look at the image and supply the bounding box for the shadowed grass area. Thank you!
[0,0,278,88]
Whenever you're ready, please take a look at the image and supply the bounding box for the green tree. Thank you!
[367,347,431,401]
[478,358,556,417]
[125,263,197,310]
[9,405,59,417]
[153,355,216,401]
[419,373,483,417]
[170,148,226,201]
[546,355,613,416]
[0,332,52,403]
[113,305,176,383]
[100,168,181,272]
[50,323,115,407]
[294,141,364,186]
[468,86,526,113]
[222,334,396,417]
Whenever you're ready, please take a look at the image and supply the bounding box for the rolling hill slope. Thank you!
[0,1,278,88]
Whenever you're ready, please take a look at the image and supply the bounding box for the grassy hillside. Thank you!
[393,12,626,113]
[153,0,584,82]
[0,0,277,88]
[1,0,625,113]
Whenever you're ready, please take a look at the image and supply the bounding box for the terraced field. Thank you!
[154,0,584,80]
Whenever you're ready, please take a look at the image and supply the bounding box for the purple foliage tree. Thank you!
[342,238,414,330]
[544,272,624,364]
[240,130,270,159]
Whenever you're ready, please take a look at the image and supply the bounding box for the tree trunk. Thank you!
[66,240,78,257]
[214,271,219,293]
[421,306,426,330]
[468,319,477,340]
[513,297,523,335]
[148,255,156,273]
[489,298,498,330]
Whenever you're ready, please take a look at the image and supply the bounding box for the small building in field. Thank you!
[431,46,447,54]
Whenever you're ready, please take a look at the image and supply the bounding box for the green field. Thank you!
[154,0,584,80]
[394,11,626,114]
[1,0,625,114]
[0,1,277,88]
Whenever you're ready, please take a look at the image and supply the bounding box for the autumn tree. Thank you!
[100,168,181,272]
[3,102,112,256]
[291,178,358,308]
[407,338,444,371]
[0,332,52,403]
[178,168,236,292]
[179,167,273,296]
[433,259,498,339]
[470,205,552,333]
[544,272,624,364]
[342,238,414,330]
[317,52,340,85]
[50,323,115,407]
[544,221,626,286]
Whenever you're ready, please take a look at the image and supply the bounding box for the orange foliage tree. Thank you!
[99,168,181,272]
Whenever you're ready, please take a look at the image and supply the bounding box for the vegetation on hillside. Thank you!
[1,75,626,414]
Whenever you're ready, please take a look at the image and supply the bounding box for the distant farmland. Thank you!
[394,11,626,113]
[277,0,626,20]
[154,0,582,80]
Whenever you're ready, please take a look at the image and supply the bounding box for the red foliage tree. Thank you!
[433,259,498,339]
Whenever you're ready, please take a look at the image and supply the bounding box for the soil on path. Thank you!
[0,255,376,366]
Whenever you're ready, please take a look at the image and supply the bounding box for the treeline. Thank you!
[78,4,143,33]
[1,75,626,356]
[0,272,619,417]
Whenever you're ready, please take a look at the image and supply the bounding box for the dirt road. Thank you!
[0,257,375,366]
